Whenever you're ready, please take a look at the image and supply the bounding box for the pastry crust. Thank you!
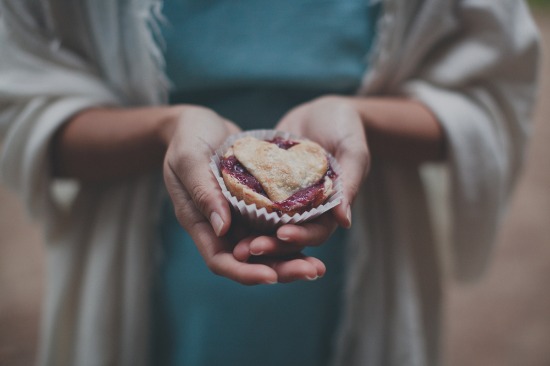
[222,170,273,211]
[233,136,328,202]
[221,136,334,215]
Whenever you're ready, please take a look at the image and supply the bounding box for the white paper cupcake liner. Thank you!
[210,129,344,230]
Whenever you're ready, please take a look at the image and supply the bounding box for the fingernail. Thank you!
[266,280,278,285]
[210,212,224,237]
[277,233,290,242]
[250,249,264,256]
[306,275,319,281]
[345,205,352,228]
[249,242,265,256]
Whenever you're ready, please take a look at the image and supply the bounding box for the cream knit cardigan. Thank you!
[0,0,540,365]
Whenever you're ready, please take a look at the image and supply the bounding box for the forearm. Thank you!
[51,106,181,181]
[349,96,446,163]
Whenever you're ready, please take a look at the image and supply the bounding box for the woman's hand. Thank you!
[162,105,276,285]
[276,96,371,227]
[241,95,445,261]
[53,103,337,284]
[162,105,325,284]
[234,96,370,260]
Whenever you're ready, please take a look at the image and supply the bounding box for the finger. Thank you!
[333,199,353,230]
[185,221,278,285]
[248,236,304,257]
[303,256,327,278]
[165,148,232,237]
[210,251,278,285]
[253,256,321,283]
[276,214,338,246]
[233,236,255,262]
[333,137,370,228]
[165,173,277,285]
[274,259,317,283]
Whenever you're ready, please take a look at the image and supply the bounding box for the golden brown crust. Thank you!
[233,136,328,202]
[221,169,274,212]
[221,136,334,215]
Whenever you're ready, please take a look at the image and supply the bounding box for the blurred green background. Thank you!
[531,0,550,8]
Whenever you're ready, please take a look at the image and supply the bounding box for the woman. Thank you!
[0,0,539,365]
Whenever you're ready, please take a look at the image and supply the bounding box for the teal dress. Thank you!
[151,1,380,365]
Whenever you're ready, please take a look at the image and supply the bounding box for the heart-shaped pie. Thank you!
[220,136,336,215]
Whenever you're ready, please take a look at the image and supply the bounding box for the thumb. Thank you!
[333,140,370,228]
[164,152,232,237]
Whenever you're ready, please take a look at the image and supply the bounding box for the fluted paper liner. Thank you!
[210,129,344,230]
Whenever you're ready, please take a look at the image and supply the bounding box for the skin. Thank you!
[235,96,445,261]
[52,95,445,285]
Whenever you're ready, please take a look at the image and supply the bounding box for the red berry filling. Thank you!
[221,138,336,214]
[273,180,326,214]
[266,137,299,150]
[220,156,267,197]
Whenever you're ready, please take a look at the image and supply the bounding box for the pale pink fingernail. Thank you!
[277,233,290,242]
[249,242,265,256]
[345,205,352,228]
[306,275,319,281]
[210,212,224,237]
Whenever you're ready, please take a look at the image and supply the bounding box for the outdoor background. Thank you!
[1,3,549,366]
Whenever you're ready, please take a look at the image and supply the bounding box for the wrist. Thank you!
[156,105,187,147]
[344,96,376,131]
[347,96,447,162]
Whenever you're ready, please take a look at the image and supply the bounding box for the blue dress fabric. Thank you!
[152,1,380,365]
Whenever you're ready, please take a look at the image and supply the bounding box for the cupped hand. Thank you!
[232,214,336,271]
[253,96,371,256]
[162,105,325,285]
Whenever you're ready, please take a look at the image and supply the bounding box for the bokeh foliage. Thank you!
[530,0,550,9]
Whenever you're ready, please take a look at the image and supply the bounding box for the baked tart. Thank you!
[219,136,336,215]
